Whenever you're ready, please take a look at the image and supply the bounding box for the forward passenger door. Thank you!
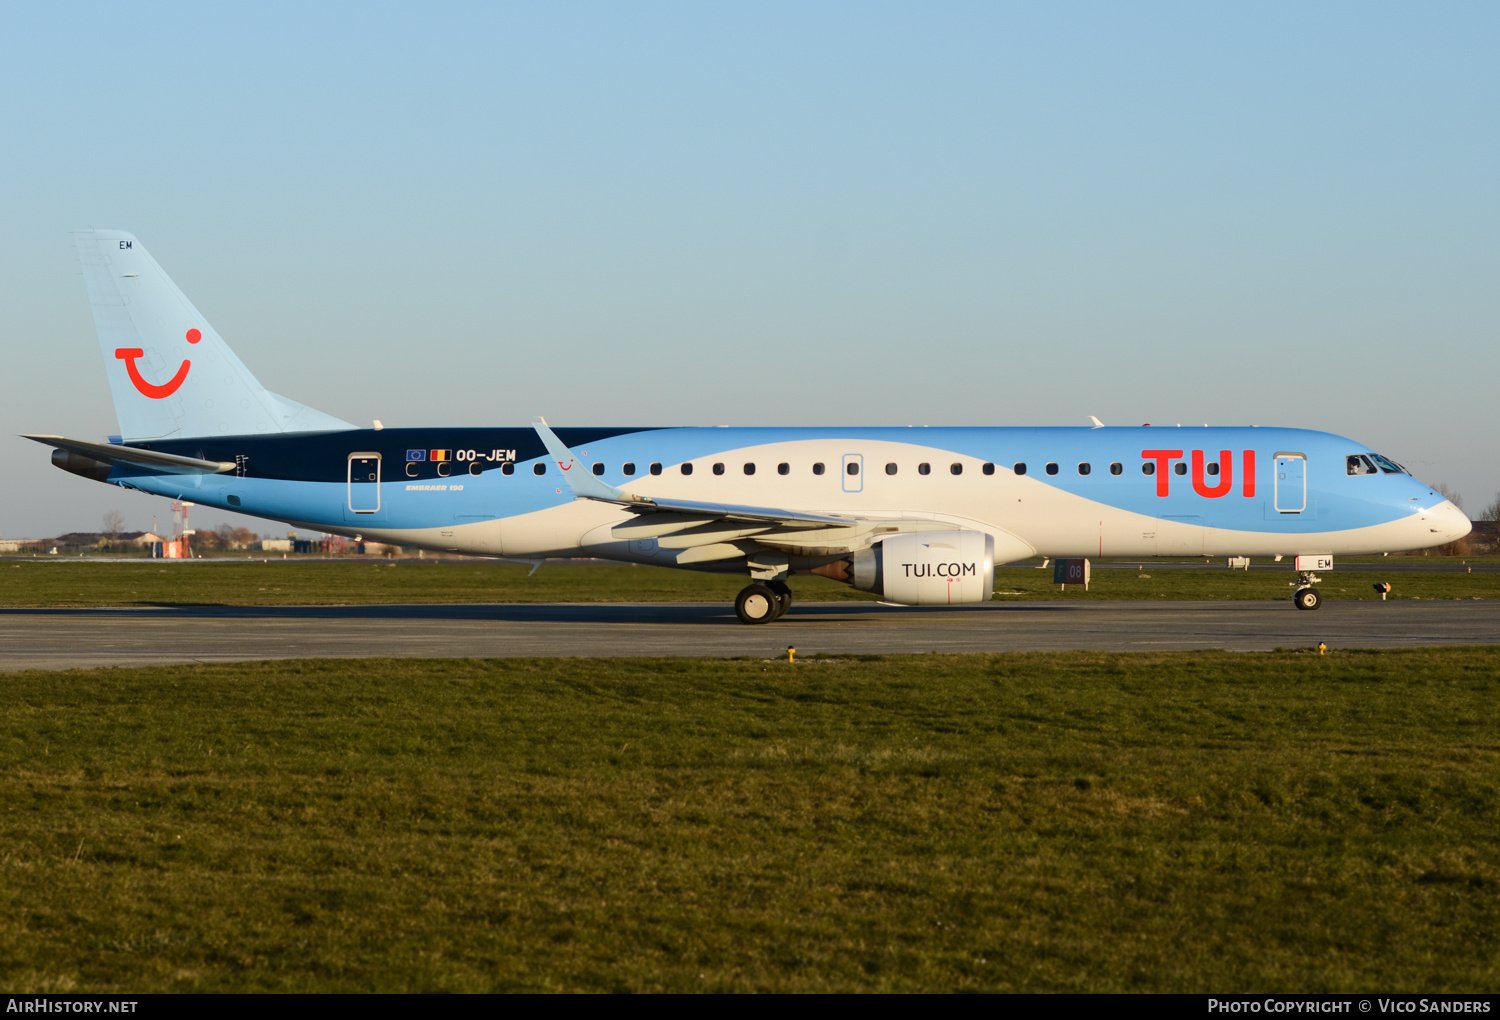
[1274,454,1306,513]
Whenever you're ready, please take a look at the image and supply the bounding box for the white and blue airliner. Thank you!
[28,230,1472,623]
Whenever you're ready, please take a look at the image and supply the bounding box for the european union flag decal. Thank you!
[406,449,426,462]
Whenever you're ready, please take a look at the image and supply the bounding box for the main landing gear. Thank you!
[735,580,793,624]
[1291,571,1323,611]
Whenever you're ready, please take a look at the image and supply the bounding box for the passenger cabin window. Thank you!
[533,463,546,475]
[1347,454,1379,476]
[1078,463,1090,475]
[502,463,515,476]
[777,463,789,475]
[1014,462,1027,476]
[1142,462,1155,475]
[950,463,963,475]
[1045,463,1058,475]
[1109,462,1122,475]
[623,462,636,476]
[885,463,898,475]
[918,463,931,476]
[1173,462,1187,475]
[846,461,859,476]
[592,463,605,476]
[649,462,662,476]
[681,462,694,476]
[813,462,825,475]
[712,462,725,475]
[744,463,755,475]
[982,462,995,475]
[1206,462,1219,476]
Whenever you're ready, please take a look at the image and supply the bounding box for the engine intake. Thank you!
[814,531,995,605]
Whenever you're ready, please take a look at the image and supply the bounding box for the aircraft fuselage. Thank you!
[107,424,1466,566]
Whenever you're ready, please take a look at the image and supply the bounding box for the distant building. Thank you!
[261,539,293,552]
[7,531,169,553]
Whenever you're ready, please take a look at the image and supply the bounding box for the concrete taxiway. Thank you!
[1,599,1496,671]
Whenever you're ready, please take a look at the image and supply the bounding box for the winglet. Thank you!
[1088,416,1105,429]
[531,418,648,505]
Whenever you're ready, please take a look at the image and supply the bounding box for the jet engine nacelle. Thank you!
[849,531,995,606]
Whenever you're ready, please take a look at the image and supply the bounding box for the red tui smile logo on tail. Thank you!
[116,328,200,398]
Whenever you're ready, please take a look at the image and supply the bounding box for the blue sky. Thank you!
[2,1,1496,538]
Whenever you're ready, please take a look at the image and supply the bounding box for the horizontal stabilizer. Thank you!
[22,434,236,475]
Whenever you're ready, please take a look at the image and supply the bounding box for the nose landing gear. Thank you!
[1291,571,1323,610]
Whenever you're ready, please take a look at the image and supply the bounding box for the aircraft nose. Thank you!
[1419,500,1472,544]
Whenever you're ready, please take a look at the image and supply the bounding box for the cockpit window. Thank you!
[1368,453,1405,474]
[1347,454,1378,476]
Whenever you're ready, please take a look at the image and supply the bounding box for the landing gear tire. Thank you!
[736,583,781,625]
[1293,587,1322,611]
[767,580,792,619]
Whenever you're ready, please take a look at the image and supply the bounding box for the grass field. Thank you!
[2,558,1497,607]
[2,650,1496,992]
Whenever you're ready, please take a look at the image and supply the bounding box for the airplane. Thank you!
[26,230,1472,623]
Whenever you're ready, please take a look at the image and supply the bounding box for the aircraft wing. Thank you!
[23,434,237,475]
[533,417,847,525]
[532,419,959,558]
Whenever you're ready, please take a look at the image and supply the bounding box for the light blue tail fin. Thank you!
[73,229,354,441]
